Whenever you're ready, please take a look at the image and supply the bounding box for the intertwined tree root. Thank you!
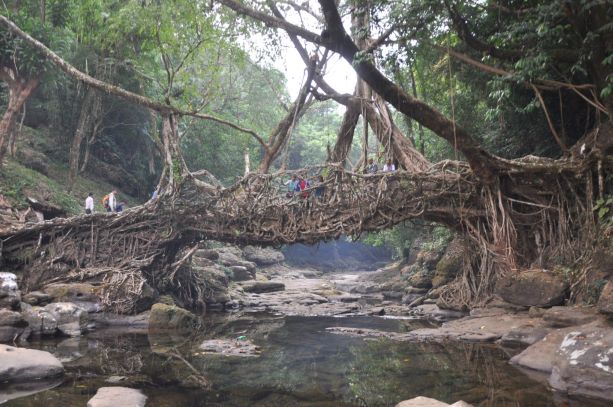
[1,147,610,312]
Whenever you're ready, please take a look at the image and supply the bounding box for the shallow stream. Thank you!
[2,313,609,406]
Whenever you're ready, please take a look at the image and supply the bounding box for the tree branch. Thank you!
[216,0,321,44]
[316,0,498,182]
[0,15,269,148]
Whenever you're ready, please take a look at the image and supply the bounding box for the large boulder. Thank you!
[43,302,88,336]
[408,269,434,289]
[495,270,568,307]
[432,237,465,288]
[597,280,613,317]
[0,309,29,342]
[0,344,64,382]
[21,304,58,336]
[87,387,147,407]
[549,324,613,401]
[510,328,576,373]
[0,272,21,310]
[148,303,198,332]
[242,245,285,266]
[229,266,254,281]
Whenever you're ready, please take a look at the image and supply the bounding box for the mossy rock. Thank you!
[408,269,434,289]
[43,283,99,302]
[157,295,175,306]
[148,303,198,332]
[432,237,466,288]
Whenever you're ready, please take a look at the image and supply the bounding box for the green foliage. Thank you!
[594,195,613,229]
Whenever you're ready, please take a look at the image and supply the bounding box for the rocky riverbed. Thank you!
[1,242,613,406]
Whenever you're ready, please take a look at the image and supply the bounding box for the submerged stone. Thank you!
[0,344,64,382]
[87,387,147,407]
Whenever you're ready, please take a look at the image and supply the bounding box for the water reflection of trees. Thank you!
[345,340,554,407]
[92,336,145,376]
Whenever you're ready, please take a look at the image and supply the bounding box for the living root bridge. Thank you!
[0,148,607,311]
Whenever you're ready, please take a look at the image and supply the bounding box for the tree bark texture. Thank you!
[0,67,40,165]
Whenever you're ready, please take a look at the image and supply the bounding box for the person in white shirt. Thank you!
[383,158,396,172]
[85,193,94,214]
[107,190,117,213]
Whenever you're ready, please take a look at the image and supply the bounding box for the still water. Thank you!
[1,313,609,406]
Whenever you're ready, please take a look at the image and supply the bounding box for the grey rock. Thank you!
[0,309,29,343]
[0,309,25,326]
[0,344,64,382]
[510,328,573,373]
[242,245,285,266]
[495,270,568,307]
[230,266,254,281]
[21,304,58,336]
[543,306,597,327]
[0,272,21,310]
[87,387,147,407]
[549,324,613,401]
[242,282,285,294]
[44,302,88,336]
[22,291,52,306]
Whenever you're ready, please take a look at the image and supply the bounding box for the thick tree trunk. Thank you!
[0,69,39,165]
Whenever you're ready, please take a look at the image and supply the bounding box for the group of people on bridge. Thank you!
[84,190,125,214]
[285,174,325,199]
[365,158,396,174]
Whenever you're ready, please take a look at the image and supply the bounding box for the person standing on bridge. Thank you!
[285,174,298,198]
[366,158,378,174]
[103,190,117,213]
[383,158,396,172]
[85,193,94,215]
